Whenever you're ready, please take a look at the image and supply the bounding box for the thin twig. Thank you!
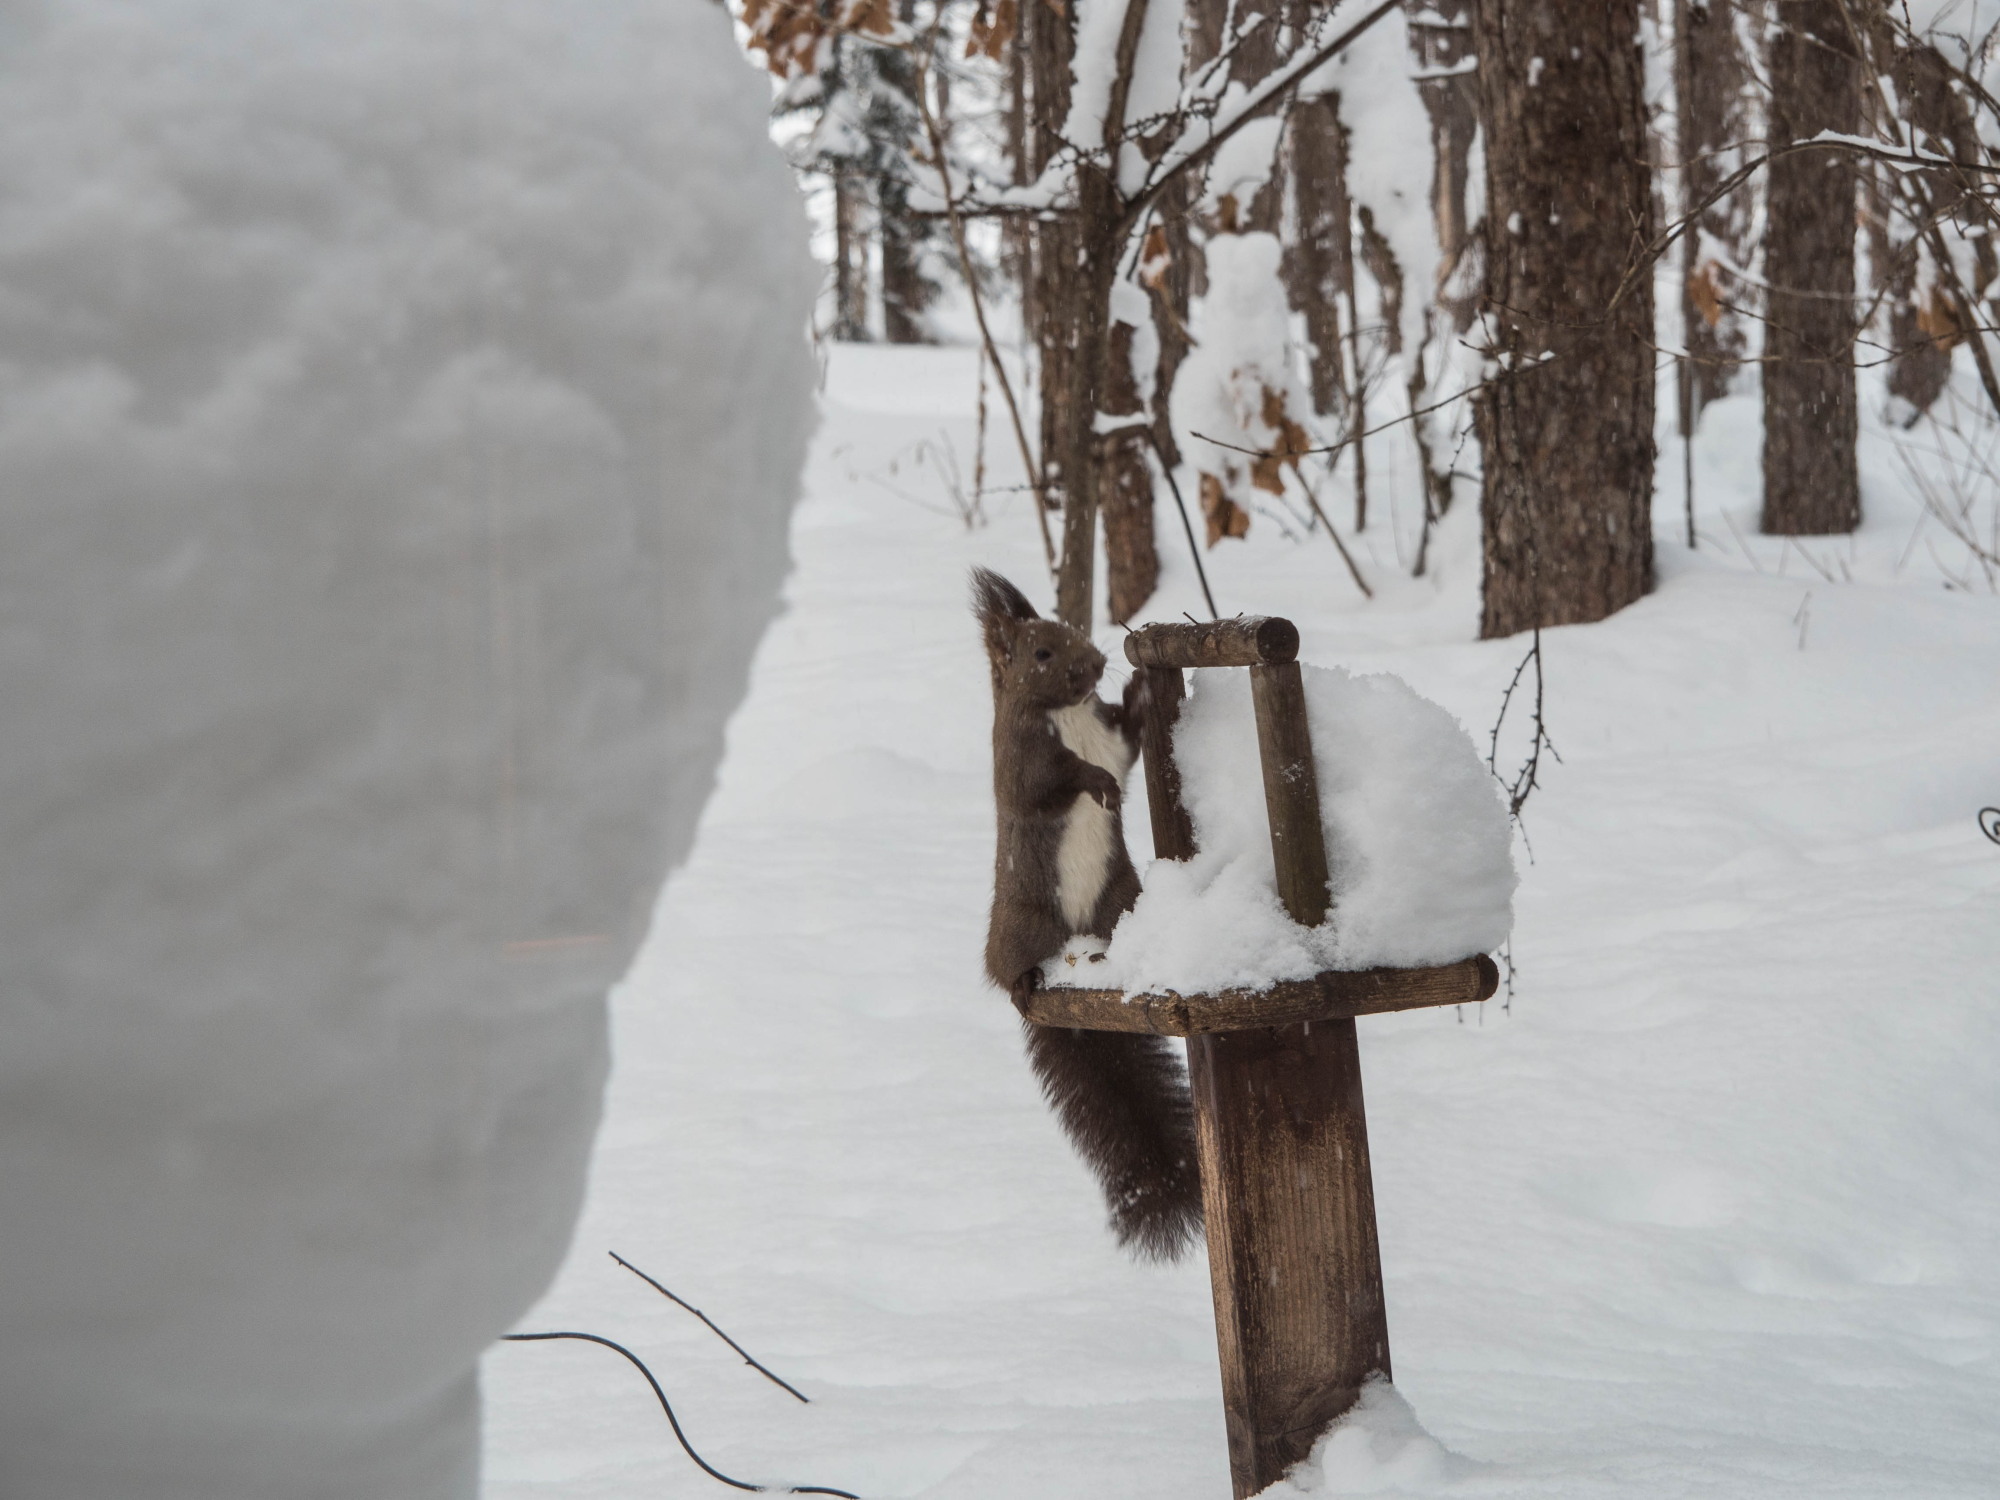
[1189,367,1510,463]
[914,55,1055,573]
[1487,626,1560,830]
[611,1251,810,1404]
[1145,426,1221,618]
[1279,463,1374,598]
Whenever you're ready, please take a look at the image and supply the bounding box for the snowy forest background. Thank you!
[479,2,1999,1498]
[758,0,2000,629]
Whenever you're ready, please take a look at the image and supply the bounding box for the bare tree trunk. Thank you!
[1473,0,1655,638]
[1101,313,1161,624]
[1024,0,1080,618]
[1028,0,1135,629]
[1282,93,1352,420]
[879,171,929,344]
[1875,34,1996,419]
[1677,0,1754,414]
[1004,17,1032,311]
[1049,169,1128,629]
[1405,0,1481,331]
[1146,174,1195,470]
[832,169,867,342]
[876,38,930,346]
[1760,0,1860,536]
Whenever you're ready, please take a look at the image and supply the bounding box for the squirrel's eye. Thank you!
[1034,648,1054,662]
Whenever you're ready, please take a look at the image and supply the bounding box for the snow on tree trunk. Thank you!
[1473,0,1656,638]
[0,3,814,1495]
[1760,0,1862,536]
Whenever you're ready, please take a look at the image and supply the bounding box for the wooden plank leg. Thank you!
[1188,1017,1389,1500]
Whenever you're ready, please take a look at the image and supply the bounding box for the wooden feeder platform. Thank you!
[1024,615,1497,1499]
[1020,955,1497,1036]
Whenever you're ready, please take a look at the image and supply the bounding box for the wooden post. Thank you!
[1113,618,1402,1496]
[1137,665,1195,861]
[1188,1021,1389,1496]
[1249,661,1330,927]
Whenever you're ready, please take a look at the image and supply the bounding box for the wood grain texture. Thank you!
[1250,661,1331,927]
[1137,664,1196,861]
[1191,1018,1389,1497]
[1124,616,1299,669]
[1022,954,1497,1035]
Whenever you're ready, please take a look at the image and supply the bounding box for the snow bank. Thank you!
[0,2,813,1496]
[1081,665,1514,992]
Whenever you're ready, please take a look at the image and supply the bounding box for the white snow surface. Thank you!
[0,3,813,1496]
[1078,664,1515,994]
[486,342,2000,1500]
[1262,1379,1478,1495]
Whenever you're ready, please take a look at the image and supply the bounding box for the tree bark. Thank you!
[1101,316,1161,624]
[1023,0,1095,625]
[1677,0,1755,415]
[1874,35,1996,420]
[832,168,867,342]
[1405,0,1481,332]
[1760,0,1861,536]
[1048,168,1126,629]
[1282,93,1352,419]
[879,170,930,344]
[1146,174,1196,470]
[1473,0,1655,639]
[875,41,930,346]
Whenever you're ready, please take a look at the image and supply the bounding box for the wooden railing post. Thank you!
[1137,665,1195,861]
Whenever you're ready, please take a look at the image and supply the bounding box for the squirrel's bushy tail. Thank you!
[1023,1022,1203,1260]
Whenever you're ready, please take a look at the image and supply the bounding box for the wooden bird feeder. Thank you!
[1018,616,1498,1498]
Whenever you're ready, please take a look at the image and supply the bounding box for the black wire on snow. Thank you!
[1981,807,2000,845]
[609,1251,811,1403]
[499,1331,859,1499]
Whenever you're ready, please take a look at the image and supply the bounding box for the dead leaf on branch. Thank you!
[1916,288,1963,349]
[738,0,897,79]
[1200,472,1251,547]
[1250,386,1311,496]
[1138,225,1172,292]
[966,0,1016,60]
[1687,260,1725,328]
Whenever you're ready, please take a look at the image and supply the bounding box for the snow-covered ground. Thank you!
[484,341,2000,1498]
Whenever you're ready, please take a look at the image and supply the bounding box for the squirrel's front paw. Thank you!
[1008,970,1041,1017]
[1081,766,1122,809]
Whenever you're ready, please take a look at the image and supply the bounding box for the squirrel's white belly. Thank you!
[1049,702,1134,930]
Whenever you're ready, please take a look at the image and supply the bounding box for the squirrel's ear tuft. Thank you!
[971,568,1039,666]
[970,567,1039,626]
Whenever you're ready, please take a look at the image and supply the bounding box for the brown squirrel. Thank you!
[971,568,1201,1260]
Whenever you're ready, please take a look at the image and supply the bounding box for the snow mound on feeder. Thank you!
[1075,665,1515,993]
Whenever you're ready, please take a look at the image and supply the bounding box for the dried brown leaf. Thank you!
[1687,260,1725,329]
[1250,385,1310,493]
[1138,224,1171,291]
[1916,288,1962,350]
[1200,472,1251,546]
[966,0,1016,60]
